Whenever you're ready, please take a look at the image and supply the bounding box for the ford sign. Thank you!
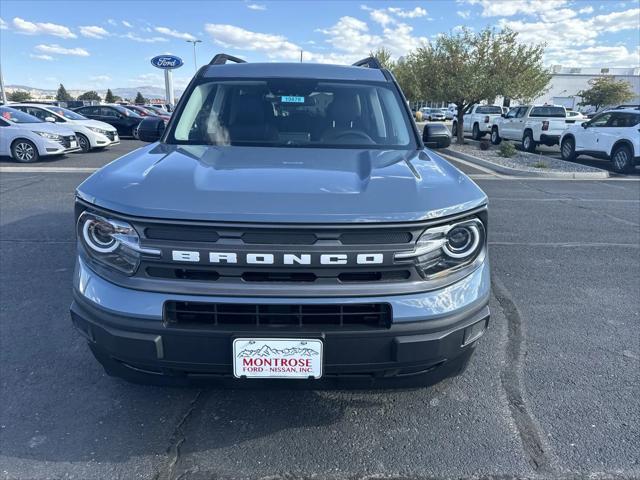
[150,55,184,70]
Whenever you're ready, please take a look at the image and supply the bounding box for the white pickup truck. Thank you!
[452,104,503,140]
[490,105,568,152]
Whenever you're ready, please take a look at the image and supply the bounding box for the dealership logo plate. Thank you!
[233,338,323,379]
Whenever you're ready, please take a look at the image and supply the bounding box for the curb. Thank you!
[442,147,610,179]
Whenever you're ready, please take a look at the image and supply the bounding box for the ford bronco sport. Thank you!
[71,54,490,385]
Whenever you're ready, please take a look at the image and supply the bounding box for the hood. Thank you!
[69,119,117,131]
[77,144,487,223]
[19,121,76,136]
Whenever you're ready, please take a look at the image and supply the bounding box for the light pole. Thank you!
[0,63,7,104]
[186,39,202,74]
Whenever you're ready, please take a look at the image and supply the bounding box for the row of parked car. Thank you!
[0,102,172,162]
[452,104,639,173]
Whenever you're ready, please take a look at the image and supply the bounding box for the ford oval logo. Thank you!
[150,55,184,70]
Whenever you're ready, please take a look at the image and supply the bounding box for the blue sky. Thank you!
[1,0,639,91]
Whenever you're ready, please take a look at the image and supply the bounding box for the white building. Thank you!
[530,66,640,111]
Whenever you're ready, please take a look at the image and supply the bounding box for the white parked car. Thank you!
[0,106,80,162]
[453,104,503,139]
[491,105,568,152]
[420,107,446,121]
[11,103,119,152]
[560,109,640,173]
[566,110,587,123]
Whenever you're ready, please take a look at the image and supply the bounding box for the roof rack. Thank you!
[352,57,382,69]
[209,53,247,65]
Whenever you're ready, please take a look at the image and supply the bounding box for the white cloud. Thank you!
[106,19,117,26]
[154,26,196,41]
[387,6,428,18]
[465,0,568,17]
[457,10,471,19]
[122,20,132,28]
[0,18,7,30]
[79,25,109,39]
[35,44,89,56]
[548,45,640,68]
[122,32,168,43]
[89,75,111,82]
[370,9,393,26]
[205,23,302,60]
[12,17,76,38]
[247,3,266,10]
[579,6,594,14]
[30,53,54,61]
[592,8,640,32]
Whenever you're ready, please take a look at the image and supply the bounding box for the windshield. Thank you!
[47,106,87,120]
[167,78,415,149]
[0,106,43,123]
[476,106,502,114]
[530,106,566,118]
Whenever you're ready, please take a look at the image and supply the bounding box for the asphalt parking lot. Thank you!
[1,141,639,480]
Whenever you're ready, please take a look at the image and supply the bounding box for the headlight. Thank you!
[35,131,62,141]
[86,126,108,135]
[395,218,485,279]
[77,211,160,275]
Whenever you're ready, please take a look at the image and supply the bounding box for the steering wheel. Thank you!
[327,130,375,144]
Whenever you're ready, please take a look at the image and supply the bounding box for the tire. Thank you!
[77,133,91,153]
[560,136,576,161]
[491,127,501,145]
[472,123,481,140]
[452,122,458,137]
[132,126,139,140]
[11,139,39,163]
[611,145,634,174]
[522,130,536,152]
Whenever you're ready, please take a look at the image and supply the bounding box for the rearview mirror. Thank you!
[137,117,166,142]
[45,116,56,123]
[423,123,451,149]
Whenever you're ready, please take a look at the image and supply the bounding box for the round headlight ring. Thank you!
[82,217,119,253]
[443,224,481,259]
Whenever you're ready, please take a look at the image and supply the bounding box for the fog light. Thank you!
[463,319,488,346]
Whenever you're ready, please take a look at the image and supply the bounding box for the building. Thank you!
[530,66,640,111]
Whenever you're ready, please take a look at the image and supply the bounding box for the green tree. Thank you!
[55,84,74,102]
[77,91,101,102]
[370,47,394,70]
[134,91,146,104]
[104,89,115,102]
[410,27,551,142]
[577,76,635,111]
[8,91,31,102]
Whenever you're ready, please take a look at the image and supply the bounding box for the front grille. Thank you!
[164,301,392,328]
[61,135,76,148]
[105,131,115,141]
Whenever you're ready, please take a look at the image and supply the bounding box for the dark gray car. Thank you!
[71,54,490,386]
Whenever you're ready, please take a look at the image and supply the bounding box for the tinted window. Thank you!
[0,106,43,123]
[78,106,100,115]
[529,106,566,118]
[476,106,502,114]
[48,106,87,120]
[101,107,119,118]
[169,78,415,149]
[515,107,528,118]
[589,113,612,127]
[609,112,640,127]
[505,108,518,119]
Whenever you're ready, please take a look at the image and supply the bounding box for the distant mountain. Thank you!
[5,84,182,101]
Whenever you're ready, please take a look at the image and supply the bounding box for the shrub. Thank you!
[479,140,490,151]
[415,111,423,122]
[533,161,549,169]
[498,142,517,158]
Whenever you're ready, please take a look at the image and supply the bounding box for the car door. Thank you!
[100,107,125,133]
[463,105,475,132]
[0,118,11,155]
[596,112,631,156]
[76,106,100,121]
[579,112,611,152]
[511,106,528,139]
[501,108,519,139]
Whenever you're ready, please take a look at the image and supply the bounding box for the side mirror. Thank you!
[581,122,588,128]
[45,116,56,123]
[137,116,166,142]
[423,123,451,149]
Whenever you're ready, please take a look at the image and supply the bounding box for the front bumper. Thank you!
[71,257,490,382]
[90,131,120,148]
[42,138,81,156]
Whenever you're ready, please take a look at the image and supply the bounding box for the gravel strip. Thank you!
[449,141,604,173]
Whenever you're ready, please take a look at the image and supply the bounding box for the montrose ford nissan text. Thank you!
[71,54,490,385]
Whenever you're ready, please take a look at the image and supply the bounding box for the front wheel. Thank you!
[560,137,576,161]
[77,133,91,153]
[522,131,536,152]
[491,127,501,145]
[11,139,39,163]
[611,145,634,174]
[472,123,481,140]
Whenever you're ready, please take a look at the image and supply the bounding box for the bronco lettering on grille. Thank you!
[170,251,385,265]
